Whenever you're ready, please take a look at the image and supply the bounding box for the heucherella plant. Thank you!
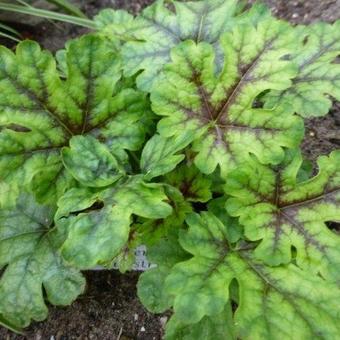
[0,0,339,338]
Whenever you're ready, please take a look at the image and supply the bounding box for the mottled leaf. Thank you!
[134,185,192,247]
[57,176,172,269]
[164,212,340,339]
[0,35,147,203]
[165,164,212,202]
[94,9,135,45]
[62,135,124,187]
[266,21,340,117]
[103,0,269,91]
[225,150,340,283]
[0,194,85,328]
[151,18,303,177]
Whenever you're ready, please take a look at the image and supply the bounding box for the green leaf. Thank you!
[165,164,212,202]
[164,212,340,339]
[57,176,172,269]
[265,22,340,117]
[151,18,303,177]
[0,314,23,334]
[165,305,236,340]
[110,245,137,273]
[141,134,191,179]
[62,135,124,187]
[111,0,269,91]
[134,185,192,247]
[0,194,85,328]
[136,188,192,312]
[207,197,243,243]
[225,150,340,283]
[94,9,135,43]
[0,35,148,203]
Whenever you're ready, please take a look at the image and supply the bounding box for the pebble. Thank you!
[160,316,168,329]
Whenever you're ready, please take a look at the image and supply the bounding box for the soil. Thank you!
[0,1,339,339]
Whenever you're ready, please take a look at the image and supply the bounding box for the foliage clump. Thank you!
[0,0,339,338]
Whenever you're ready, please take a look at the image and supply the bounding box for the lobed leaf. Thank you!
[151,18,304,177]
[56,176,172,269]
[265,21,340,117]
[99,0,269,91]
[134,185,192,247]
[164,212,340,339]
[0,194,85,328]
[225,150,340,283]
[0,35,148,204]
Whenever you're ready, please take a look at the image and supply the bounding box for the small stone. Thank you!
[292,13,299,19]
[160,316,168,329]
[140,326,146,332]
[134,313,139,321]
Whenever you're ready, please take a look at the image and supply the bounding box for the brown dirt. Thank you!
[0,1,339,339]
[1,271,167,340]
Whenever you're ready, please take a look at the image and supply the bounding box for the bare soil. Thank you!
[0,0,339,339]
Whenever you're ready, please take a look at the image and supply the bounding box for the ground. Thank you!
[0,0,339,339]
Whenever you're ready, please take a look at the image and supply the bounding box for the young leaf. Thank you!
[62,135,124,187]
[134,185,192,247]
[112,0,269,91]
[225,150,340,282]
[0,194,85,328]
[151,19,303,177]
[0,35,147,203]
[56,176,172,269]
[164,212,340,339]
[165,164,212,203]
[265,21,340,117]
[208,197,243,243]
[141,134,190,180]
